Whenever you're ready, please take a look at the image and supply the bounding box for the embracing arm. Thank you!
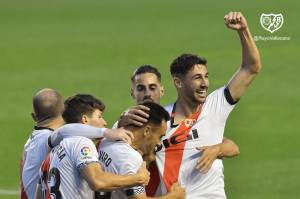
[81,162,150,192]
[49,123,133,147]
[196,137,239,173]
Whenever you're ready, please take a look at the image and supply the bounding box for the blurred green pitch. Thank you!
[0,0,299,198]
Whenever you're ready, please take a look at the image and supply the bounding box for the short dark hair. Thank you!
[131,65,161,82]
[170,53,207,76]
[62,94,105,123]
[142,102,170,125]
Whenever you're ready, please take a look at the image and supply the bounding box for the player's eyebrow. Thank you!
[149,83,158,87]
[192,73,209,78]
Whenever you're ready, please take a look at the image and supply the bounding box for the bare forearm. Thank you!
[238,28,261,73]
[217,138,240,158]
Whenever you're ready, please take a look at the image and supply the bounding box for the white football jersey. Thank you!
[39,136,99,199]
[154,87,236,199]
[97,139,145,199]
[21,127,53,199]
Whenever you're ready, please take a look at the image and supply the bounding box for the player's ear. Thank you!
[160,86,164,98]
[173,77,182,89]
[143,125,151,137]
[31,112,37,122]
[130,88,134,99]
[81,115,89,124]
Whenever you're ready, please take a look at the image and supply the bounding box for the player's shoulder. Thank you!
[64,135,93,143]
[101,140,135,153]
[31,129,52,139]
[61,136,95,151]
[24,129,52,148]
[101,140,142,162]
[207,86,226,99]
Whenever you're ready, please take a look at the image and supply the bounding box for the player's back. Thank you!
[40,136,99,199]
[98,139,144,199]
[21,128,52,199]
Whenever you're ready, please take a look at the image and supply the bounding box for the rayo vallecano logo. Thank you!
[260,13,284,33]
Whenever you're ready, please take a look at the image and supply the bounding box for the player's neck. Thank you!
[36,116,65,130]
[175,96,202,118]
[124,126,145,155]
[131,140,144,156]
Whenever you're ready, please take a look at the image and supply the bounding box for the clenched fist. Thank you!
[224,12,248,31]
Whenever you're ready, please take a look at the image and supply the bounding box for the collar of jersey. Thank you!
[34,126,54,131]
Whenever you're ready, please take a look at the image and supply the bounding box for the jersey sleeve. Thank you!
[205,86,236,124]
[49,124,107,148]
[119,155,146,197]
[71,137,100,170]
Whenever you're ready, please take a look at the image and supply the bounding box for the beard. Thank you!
[183,86,208,105]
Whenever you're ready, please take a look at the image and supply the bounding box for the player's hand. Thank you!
[103,128,134,144]
[118,105,150,127]
[196,145,221,173]
[169,182,186,199]
[136,162,150,185]
[224,12,248,31]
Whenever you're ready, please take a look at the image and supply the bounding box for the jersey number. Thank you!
[42,168,62,199]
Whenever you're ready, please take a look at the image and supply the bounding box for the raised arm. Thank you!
[224,12,262,101]
[81,162,150,191]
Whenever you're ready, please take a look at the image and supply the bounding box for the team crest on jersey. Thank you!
[183,119,196,128]
[80,146,92,156]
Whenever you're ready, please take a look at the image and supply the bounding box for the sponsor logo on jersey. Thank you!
[183,119,197,128]
[80,146,92,156]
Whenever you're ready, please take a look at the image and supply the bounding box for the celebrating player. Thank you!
[35,94,150,199]
[118,65,240,196]
[21,88,65,199]
[21,88,137,199]
[154,11,261,198]
[98,102,185,199]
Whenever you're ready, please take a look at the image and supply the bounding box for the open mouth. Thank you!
[196,90,207,96]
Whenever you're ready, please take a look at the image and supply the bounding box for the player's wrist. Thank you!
[118,110,128,127]
[214,144,223,158]
[102,128,110,137]
[237,26,250,35]
[133,173,145,185]
[167,191,181,199]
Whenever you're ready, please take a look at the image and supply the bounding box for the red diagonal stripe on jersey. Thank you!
[162,110,201,192]
[146,161,160,196]
[41,154,51,199]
